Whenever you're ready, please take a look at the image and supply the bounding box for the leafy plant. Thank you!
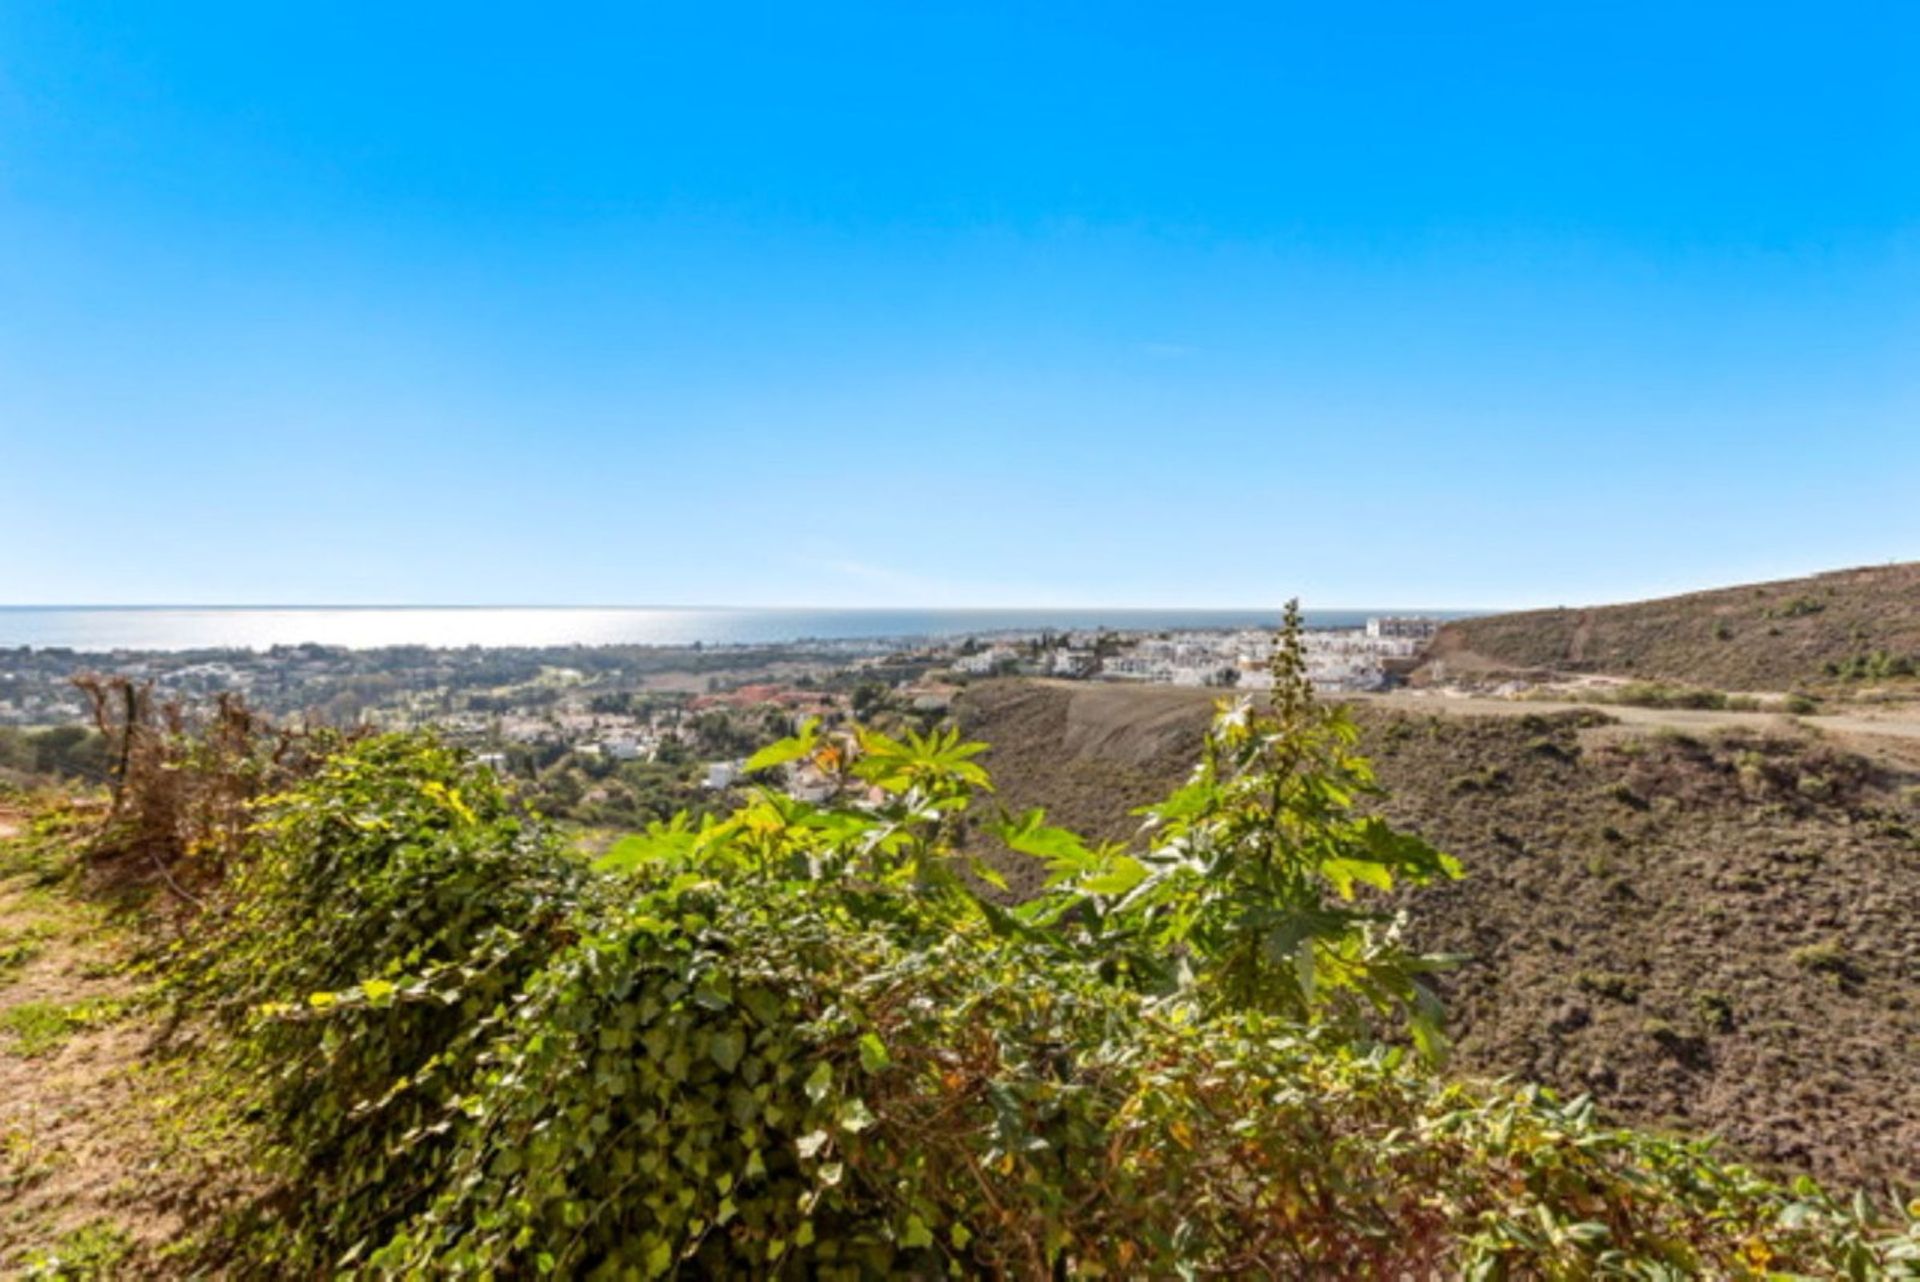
[1012,600,1462,1054]
[170,735,589,1271]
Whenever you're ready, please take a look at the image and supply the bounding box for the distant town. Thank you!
[0,617,1441,826]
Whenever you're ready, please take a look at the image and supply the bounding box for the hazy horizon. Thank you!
[0,603,1487,653]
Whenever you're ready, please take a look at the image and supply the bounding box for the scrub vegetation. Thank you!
[1422,560,1920,692]
[1,608,1917,1276]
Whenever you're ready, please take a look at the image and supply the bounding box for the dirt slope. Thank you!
[1421,561,1920,690]
[958,680,1920,1189]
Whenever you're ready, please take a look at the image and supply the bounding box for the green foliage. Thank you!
[368,891,1920,1278]
[18,1220,134,1280]
[1827,650,1919,681]
[0,724,108,782]
[1014,601,1462,1053]
[135,630,1920,1276]
[169,734,590,1270]
[0,923,48,983]
[0,802,95,887]
[1791,938,1864,986]
[0,996,128,1057]
[1611,681,1732,710]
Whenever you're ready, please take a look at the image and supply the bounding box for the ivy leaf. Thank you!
[839,1097,876,1133]
[804,1060,833,1104]
[857,1032,891,1073]
[709,1028,745,1073]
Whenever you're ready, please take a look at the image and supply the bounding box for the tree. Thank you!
[851,680,889,720]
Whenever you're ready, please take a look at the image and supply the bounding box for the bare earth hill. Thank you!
[1421,561,1920,691]
[958,679,1920,1189]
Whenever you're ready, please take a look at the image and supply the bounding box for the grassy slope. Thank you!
[1422,560,1920,690]
[959,679,1920,1189]
[0,803,251,1276]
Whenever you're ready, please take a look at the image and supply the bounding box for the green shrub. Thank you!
[1696,991,1736,1033]
[1826,650,1918,682]
[173,734,590,1270]
[1612,682,1728,710]
[1791,939,1864,985]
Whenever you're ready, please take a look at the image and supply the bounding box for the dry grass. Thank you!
[1421,560,1920,692]
[72,676,349,906]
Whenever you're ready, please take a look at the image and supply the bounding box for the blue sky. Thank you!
[2,3,1914,609]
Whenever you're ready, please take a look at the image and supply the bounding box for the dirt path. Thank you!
[0,811,237,1275]
[1025,679,1920,744]
[1353,691,1920,767]
[1015,680,1920,774]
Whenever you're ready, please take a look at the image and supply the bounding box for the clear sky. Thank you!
[2,3,1915,609]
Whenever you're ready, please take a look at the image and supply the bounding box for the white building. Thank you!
[1366,616,1440,641]
[1049,649,1097,678]
[952,645,1017,675]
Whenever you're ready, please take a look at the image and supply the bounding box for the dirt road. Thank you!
[1352,691,1920,766]
[1012,680,1920,772]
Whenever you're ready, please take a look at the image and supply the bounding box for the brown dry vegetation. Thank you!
[1421,560,1920,691]
[959,679,1920,1190]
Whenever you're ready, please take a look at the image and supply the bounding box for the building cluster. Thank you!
[935,618,1440,694]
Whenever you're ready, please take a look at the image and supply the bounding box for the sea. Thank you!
[0,607,1477,654]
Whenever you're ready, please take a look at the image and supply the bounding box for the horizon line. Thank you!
[0,602,1488,614]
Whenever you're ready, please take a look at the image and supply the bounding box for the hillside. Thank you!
[1420,560,1920,691]
[959,679,1920,1188]
[5,681,1920,1273]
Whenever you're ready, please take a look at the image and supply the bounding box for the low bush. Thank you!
[168,734,590,1271]
[1612,682,1730,710]
[1827,650,1919,682]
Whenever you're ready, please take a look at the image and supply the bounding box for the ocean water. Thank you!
[0,606,1474,654]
